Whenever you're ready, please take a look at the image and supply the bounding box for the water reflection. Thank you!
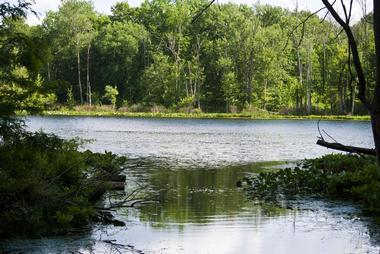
[105,159,380,254]
[3,117,380,253]
[128,161,288,227]
[3,159,380,253]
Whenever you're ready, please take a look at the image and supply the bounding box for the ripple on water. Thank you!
[25,116,373,167]
[3,116,378,253]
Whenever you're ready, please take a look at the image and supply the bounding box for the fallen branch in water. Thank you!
[102,240,144,254]
[316,139,376,156]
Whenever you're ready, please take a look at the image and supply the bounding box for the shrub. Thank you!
[66,86,75,109]
[103,85,119,109]
[128,103,149,112]
[150,104,168,113]
[0,119,127,237]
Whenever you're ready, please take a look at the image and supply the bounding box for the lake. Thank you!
[3,116,380,254]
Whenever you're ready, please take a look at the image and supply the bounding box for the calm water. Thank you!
[4,116,380,254]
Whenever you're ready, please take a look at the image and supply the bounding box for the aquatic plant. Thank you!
[244,154,380,212]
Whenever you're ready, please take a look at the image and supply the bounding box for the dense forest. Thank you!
[1,0,376,114]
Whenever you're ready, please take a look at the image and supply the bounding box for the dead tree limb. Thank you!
[316,139,376,156]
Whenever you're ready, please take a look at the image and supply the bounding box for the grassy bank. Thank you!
[39,108,370,121]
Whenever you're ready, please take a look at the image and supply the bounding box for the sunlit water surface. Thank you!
[3,116,380,254]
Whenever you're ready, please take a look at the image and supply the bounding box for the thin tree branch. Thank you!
[320,10,330,23]
[340,0,349,23]
[191,0,216,24]
[322,0,371,110]
[283,1,336,51]
[348,0,353,22]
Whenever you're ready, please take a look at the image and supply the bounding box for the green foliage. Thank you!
[66,86,75,109]
[141,52,177,107]
[0,1,34,27]
[0,121,127,237]
[0,14,51,116]
[103,85,119,108]
[244,154,380,212]
[0,69,56,115]
[2,0,376,115]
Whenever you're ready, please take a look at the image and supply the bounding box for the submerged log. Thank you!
[316,139,376,156]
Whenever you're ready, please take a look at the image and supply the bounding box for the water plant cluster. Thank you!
[0,120,127,237]
[244,154,380,212]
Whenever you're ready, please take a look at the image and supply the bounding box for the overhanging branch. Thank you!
[317,139,376,156]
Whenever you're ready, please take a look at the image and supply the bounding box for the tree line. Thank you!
[1,0,376,114]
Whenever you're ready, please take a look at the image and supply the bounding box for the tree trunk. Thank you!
[186,62,191,98]
[297,45,303,113]
[343,77,347,113]
[247,50,254,105]
[321,0,380,164]
[47,62,51,81]
[86,42,92,106]
[338,66,344,114]
[351,85,355,114]
[338,82,344,114]
[371,113,380,164]
[322,41,326,94]
[77,40,83,104]
[372,0,380,164]
[306,45,312,115]
[264,78,268,110]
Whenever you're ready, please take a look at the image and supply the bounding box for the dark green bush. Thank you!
[0,119,127,237]
[244,154,380,212]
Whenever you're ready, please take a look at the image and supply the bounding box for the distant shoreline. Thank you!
[30,110,371,121]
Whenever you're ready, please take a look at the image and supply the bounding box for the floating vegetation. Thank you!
[243,154,380,213]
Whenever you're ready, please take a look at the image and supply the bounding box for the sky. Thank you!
[5,0,372,25]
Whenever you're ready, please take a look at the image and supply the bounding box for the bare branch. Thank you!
[340,0,349,23]
[317,139,376,156]
[320,10,330,23]
[331,28,344,42]
[283,1,336,51]
[348,0,354,22]
[294,7,326,31]
[322,0,371,110]
[191,0,216,24]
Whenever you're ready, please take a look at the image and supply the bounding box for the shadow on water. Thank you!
[3,158,380,253]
